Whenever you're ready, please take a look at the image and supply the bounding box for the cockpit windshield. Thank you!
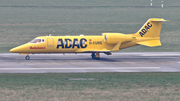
[30,38,45,43]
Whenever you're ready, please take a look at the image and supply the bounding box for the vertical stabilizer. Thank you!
[134,18,166,37]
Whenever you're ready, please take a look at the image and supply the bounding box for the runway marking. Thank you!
[141,54,180,56]
[0,67,160,70]
[118,62,135,64]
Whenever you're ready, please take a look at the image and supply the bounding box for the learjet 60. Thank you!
[10,18,167,60]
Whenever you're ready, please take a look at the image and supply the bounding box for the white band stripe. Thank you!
[0,67,160,70]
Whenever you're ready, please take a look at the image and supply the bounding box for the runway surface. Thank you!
[0,52,180,73]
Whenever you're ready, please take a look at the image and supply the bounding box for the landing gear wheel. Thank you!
[91,52,96,59]
[95,57,100,60]
[91,52,100,60]
[25,55,30,60]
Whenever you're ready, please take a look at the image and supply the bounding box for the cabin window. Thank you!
[76,41,79,45]
[69,41,73,45]
[63,41,67,45]
[30,38,45,43]
[82,41,85,44]
[42,39,45,42]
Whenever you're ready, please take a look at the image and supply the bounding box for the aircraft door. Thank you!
[47,38,54,47]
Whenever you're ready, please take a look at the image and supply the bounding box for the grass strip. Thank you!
[0,73,180,101]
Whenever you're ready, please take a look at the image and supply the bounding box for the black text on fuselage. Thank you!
[56,38,87,49]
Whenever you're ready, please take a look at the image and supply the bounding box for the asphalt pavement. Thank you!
[0,52,180,73]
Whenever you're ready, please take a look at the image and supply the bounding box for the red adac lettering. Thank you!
[30,46,45,49]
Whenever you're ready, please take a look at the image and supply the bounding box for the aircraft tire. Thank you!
[91,52,100,60]
[95,57,100,60]
[91,52,96,59]
[25,55,30,60]
[92,56,96,59]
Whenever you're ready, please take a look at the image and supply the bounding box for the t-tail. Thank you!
[132,18,167,47]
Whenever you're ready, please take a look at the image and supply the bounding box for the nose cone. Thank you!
[10,46,23,53]
[10,48,17,53]
[10,44,29,53]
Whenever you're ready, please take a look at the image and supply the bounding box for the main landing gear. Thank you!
[25,55,30,60]
[91,52,100,60]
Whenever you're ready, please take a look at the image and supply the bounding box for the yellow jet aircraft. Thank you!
[10,18,166,60]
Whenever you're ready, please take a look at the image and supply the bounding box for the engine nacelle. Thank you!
[102,33,132,44]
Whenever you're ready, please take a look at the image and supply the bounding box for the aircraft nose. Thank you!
[10,48,15,52]
[10,47,20,53]
[10,44,29,53]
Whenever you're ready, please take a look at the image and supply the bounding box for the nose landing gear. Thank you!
[25,55,30,60]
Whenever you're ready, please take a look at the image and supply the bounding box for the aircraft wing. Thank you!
[82,50,112,55]
[82,50,111,53]
[82,42,121,53]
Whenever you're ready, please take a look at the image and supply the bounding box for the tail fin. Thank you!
[133,18,167,47]
[134,18,167,37]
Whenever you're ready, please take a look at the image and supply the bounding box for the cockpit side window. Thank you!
[42,39,45,42]
[30,38,45,43]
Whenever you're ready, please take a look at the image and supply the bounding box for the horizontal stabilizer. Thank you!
[151,19,168,22]
[136,40,161,47]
